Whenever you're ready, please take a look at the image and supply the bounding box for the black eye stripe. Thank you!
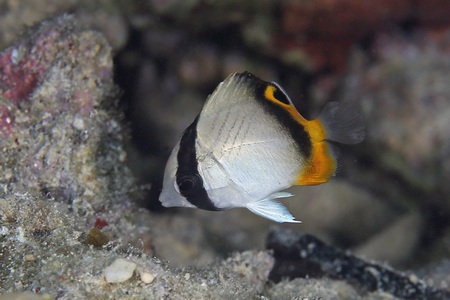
[249,76,312,159]
[177,174,203,196]
[178,177,195,192]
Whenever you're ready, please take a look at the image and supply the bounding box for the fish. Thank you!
[159,71,364,223]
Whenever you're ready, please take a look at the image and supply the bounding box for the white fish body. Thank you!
[159,72,364,223]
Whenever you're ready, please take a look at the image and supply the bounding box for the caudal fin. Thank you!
[318,101,365,144]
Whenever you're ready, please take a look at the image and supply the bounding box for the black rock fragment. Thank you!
[266,227,450,300]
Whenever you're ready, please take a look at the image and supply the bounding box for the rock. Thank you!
[226,251,274,295]
[353,212,424,266]
[85,227,111,248]
[177,44,221,88]
[285,181,398,247]
[278,0,450,71]
[0,1,128,50]
[417,260,450,291]
[0,14,134,210]
[266,227,450,300]
[104,258,137,283]
[264,278,361,300]
[0,184,274,298]
[342,29,450,211]
[143,212,217,267]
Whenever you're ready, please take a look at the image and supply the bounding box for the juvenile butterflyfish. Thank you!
[159,72,364,223]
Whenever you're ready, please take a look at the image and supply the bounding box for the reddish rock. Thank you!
[0,15,134,210]
[0,48,42,103]
[94,216,109,229]
[279,0,450,71]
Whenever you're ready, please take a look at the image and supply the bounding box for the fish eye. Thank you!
[177,174,202,196]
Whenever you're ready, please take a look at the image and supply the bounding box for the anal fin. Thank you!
[246,194,301,223]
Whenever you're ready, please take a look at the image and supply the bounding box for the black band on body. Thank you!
[238,72,312,158]
[261,94,312,158]
[176,117,220,211]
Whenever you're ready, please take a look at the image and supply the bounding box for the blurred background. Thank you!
[2,0,450,270]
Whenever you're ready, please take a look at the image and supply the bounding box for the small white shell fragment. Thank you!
[104,258,137,283]
[24,254,36,261]
[72,117,85,130]
[139,270,155,284]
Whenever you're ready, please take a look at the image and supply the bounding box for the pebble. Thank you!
[104,258,137,283]
[139,270,155,284]
[86,227,110,248]
[24,254,35,261]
